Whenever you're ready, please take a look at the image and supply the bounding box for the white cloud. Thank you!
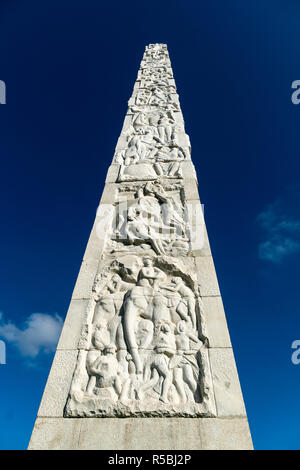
[0,312,63,358]
[257,201,300,263]
[258,238,300,263]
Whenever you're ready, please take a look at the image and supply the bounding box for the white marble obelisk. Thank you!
[28,44,253,450]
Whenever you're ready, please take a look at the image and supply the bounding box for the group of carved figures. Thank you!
[84,257,203,405]
[144,43,169,62]
[65,45,205,417]
[133,86,178,110]
[115,45,188,181]
[118,105,185,154]
[135,45,177,110]
[111,181,190,257]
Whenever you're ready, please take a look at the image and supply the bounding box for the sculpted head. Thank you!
[136,187,144,198]
[156,320,175,335]
[143,256,153,267]
[155,320,176,354]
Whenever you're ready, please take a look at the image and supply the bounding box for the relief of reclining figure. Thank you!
[114,182,189,256]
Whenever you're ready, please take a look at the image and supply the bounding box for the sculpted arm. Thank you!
[187,332,203,350]
[160,284,179,293]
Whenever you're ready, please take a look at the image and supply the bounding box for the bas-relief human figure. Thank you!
[85,324,129,401]
[148,86,175,107]
[119,134,149,164]
[141,76,173,89]
[140,67,173,85]
[92,274,133,374]
[172,321,202,402]
[128,106,179,144]
[146,45,167,62]
[123,257,167,374]
[162,277,197,330]
[144,55,169,67]
[125,187,167,255]
[115,107,186,176]
[120,182,188,255]
[135,89,151,106]
[115,129,186,170]
[139,319,202,404]
[117,160,182,182]
[135,318,154,348]
[156,109,176,143]
[93,274,130,347]
[112,182,189,257]
[135,87,178,110]
[138,321,176,403]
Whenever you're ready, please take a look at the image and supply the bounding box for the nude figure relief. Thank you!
[64,255,215,417]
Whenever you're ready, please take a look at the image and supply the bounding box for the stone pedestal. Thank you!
[28,44,253,450]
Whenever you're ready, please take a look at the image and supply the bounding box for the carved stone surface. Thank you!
[63,44,215,417]
[106,181,192,257]
[116,106,189,154]
[65,255,215,417]
[29,43,252,450]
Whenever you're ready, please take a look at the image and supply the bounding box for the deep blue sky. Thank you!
[0,0,300,450]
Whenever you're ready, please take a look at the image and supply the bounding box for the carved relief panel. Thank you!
[113,106,191,181]
[64,43,215,420]
[65,255,215,417]
[106,181,192,257]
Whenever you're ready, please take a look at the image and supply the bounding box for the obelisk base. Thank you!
[28,417,252,450]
